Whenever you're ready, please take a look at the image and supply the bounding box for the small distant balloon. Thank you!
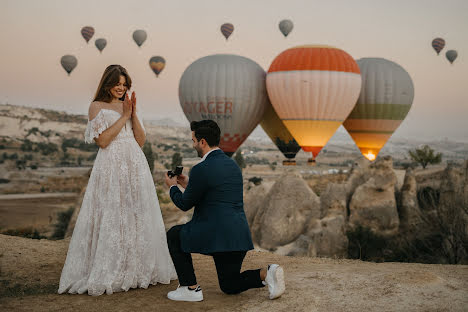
[81,26,95,43]
[279,19,294,37]
[95,38,107,53]
[133,30,147,47]
[431,38,445,55]
[446,50,458,64]
[60,55,78,75]
[149,56,166,77]
[220,23,234,40]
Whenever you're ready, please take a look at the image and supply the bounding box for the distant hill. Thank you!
[1,104,467,162]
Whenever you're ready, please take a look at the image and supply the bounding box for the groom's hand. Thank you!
[164,172,178,188]
[177,174,189,189]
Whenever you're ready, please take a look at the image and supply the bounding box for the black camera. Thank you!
[167,166,183,178]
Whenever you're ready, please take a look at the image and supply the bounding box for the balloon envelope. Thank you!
[133,30,147,47]
[431,38,445,55]
[279,19,294,37]
[60,55,77,75]
[149,56,166,76]
[260,101,301,160]
[220,23,234,40]
[343,58,414,161]
[95,38,107,53]
[266,45,361,159]
[446,50,458,64]
[81,26,94,43]
[179,54,268,156]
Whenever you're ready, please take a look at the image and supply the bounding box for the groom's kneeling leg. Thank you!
[213,252,265,295]
[167,225,197,286]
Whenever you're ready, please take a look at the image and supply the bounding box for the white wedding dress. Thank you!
[58,108,177,296]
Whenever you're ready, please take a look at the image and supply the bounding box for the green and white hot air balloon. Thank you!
[343,58,414,161]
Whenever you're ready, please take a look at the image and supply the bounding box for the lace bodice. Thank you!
[84,108,145,144]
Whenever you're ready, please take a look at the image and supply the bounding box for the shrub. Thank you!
[51,207,75,239]
[346,226,387,261]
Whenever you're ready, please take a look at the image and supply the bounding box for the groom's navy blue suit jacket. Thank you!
[169,149,254,254]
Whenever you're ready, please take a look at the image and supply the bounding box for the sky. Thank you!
[1,0,467,142]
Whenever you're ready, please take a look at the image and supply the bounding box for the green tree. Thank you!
[234,150,246,170]
[171,152,183,169]
[142,141,155,173]
[408,145,442,169]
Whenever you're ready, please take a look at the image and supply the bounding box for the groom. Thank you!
[164,120,285,302]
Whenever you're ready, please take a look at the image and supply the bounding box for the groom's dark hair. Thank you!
[190,120,221,147]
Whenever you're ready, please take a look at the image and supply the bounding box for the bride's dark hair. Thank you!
[93,65,132,103]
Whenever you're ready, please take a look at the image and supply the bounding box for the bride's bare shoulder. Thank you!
[88,101,105,120]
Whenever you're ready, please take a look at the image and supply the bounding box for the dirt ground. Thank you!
[0,235,467,312]
[0,193,78,236]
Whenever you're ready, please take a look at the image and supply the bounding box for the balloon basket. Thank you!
[307,158,316,166]
[282,159,296,166]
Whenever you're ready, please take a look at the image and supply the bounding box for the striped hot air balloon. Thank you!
[266,45,361,164]
[179,54,268,156]
[60,55,77,75]
[260,102,301,165]
[342,58,414,161]
[431,38,445,55]
[81,26,95,43]
[149,56,166,77]
[220,23,234,40]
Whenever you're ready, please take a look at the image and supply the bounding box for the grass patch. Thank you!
[1,227,47,240]
[0,279,58,297]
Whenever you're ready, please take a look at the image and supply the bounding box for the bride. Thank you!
[58,64,177,296]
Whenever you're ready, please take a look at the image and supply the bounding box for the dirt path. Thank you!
[1,234,467,312]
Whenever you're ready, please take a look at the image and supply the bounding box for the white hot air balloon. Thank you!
[179,54,269,156]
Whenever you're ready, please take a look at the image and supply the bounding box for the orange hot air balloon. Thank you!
[266,45,362,164]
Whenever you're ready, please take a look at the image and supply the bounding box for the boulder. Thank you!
[251,172,320,249]
[306,215,348,258]
[320,183,347,219]
[243,181,272,226]
[349,178,399,237]
[399,168,423,233]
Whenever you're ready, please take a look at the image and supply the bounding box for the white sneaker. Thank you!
[263,264,285,299]
[167,285,203,302]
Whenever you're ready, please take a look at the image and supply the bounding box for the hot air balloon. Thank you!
[81,26,94,43]
[431,38,445,55]
[260,102,301,165]
[220,23,234,40]
[266,45,362,164]
[343,58,414,161]
[446,50,458,64]
[60,55,78,75]
[149,56,166,77]
[95,38,107,53]
[133,30,147,47]
[279,19,294,37]
[179,54,268,156]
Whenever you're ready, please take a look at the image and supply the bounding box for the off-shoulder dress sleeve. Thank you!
[84,103,109,144]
